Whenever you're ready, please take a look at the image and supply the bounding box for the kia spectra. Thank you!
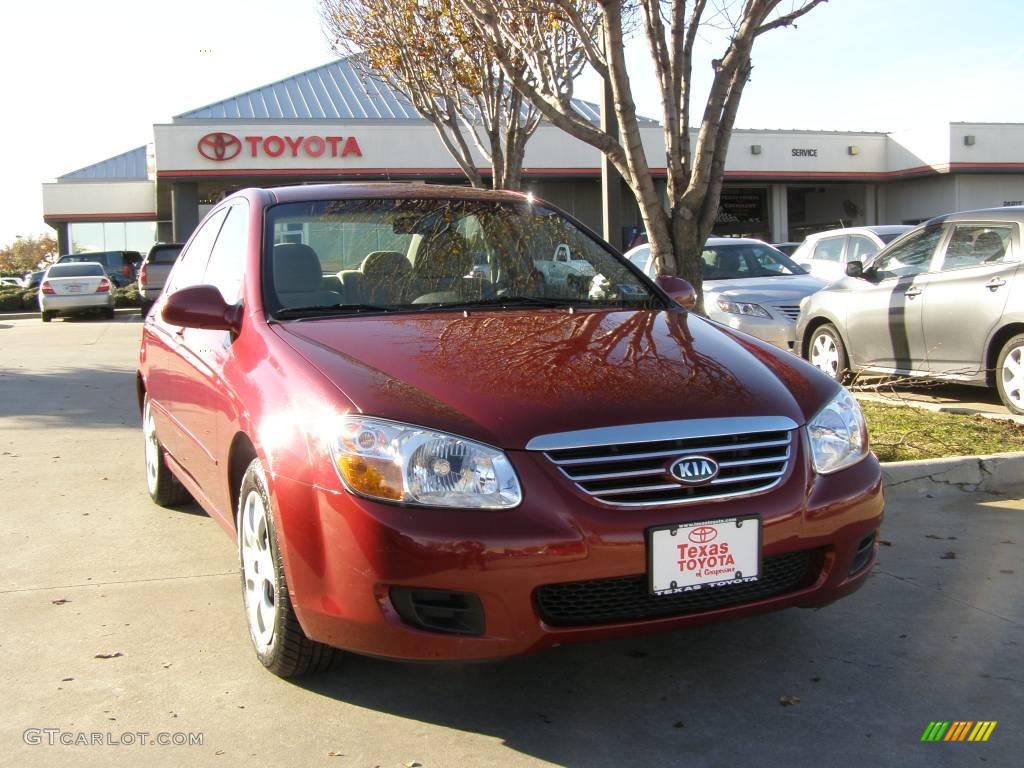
[137,184,883,677]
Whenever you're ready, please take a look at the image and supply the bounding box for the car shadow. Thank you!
[0,365,139,429]
[287,489,1023,766]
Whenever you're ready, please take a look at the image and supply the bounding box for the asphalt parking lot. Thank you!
[0,315,1021,768]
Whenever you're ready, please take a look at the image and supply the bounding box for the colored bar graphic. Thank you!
[922,721,996,742]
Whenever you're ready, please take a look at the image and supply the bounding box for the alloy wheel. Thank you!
[1001,343,1024,411]
[810,333,840,378]
[240,489,277,653]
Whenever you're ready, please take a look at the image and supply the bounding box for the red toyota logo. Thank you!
[688,526,718,544]
[198,132,242,161]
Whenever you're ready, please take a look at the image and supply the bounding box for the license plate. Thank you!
[648,516,761,595]
[66,283,84,293]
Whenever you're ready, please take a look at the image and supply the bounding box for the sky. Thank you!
[1,0,1023,247]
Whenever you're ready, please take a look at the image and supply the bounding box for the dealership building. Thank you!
[42,57,1024,255]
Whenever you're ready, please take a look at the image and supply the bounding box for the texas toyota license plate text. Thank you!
[648,517,761,595]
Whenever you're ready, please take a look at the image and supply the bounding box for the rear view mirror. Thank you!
[656,275,697,309]
[845,261,864,278]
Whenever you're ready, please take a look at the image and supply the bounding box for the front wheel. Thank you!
[41,311,53,323]
[237,459,336,677]
[807,323,849,381]
[143,396,191,507]
[996,333,1024,415]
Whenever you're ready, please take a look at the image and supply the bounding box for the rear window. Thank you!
[148,246,183,265]
[48,263,105,277]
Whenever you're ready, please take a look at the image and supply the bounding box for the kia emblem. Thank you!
[198,132,242,161]
[669,455,719,486]
[688,526,718,544]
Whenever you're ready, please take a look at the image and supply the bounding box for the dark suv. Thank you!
[57,250,142,288]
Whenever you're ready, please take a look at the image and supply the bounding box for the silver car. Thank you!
[791,225,913,283]
[38,262,115,322]
[625,238,825,351]
[797,207,1024,414]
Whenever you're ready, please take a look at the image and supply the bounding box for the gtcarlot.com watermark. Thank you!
[24,729,203,747]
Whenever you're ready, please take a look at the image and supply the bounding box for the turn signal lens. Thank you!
[40,281,55,295]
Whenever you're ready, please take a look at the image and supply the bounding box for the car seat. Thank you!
[272,243,342,309]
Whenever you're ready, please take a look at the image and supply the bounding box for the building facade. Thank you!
[41,58,1024,255]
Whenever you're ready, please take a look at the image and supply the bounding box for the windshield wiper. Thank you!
[273,303,392,319]
[408,296,586,312]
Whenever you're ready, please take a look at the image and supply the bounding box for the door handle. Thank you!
[985,277,1006,291]
[904,287,922,298]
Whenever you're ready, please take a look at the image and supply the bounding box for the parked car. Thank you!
[624,238,826,352]
[797,207,1024,414]
[771,242,801,256]
[0,276,23,288]
[139,184,882,677]
[57,250,142,288]
[138,243,184,316]
[38,262,115,322]
[23,270,45,289]
[790,226,913,282]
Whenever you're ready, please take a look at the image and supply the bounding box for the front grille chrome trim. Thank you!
[525,416,799,452]
[547,438,791,466]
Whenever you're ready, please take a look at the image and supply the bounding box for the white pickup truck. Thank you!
[533,244,596,293]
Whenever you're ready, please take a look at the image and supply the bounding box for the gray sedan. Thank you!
[796,207,1024,414]
[625,238,825,351]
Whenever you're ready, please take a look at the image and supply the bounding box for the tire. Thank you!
[237,458,336,677]
[105,307,116,320]
[995,333,1024,415]
[41,311,53,323]
[807,323,849,381]
[143,396,191,507]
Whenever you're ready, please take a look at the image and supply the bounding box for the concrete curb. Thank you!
[856,391,1024,425]
[882,452,1024,495]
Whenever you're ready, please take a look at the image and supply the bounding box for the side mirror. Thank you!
[845,260,864,278]
[656,275,698,309]
[162,285,242,333]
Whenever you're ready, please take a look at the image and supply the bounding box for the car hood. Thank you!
[705,274,826,303]
[274,309,832,450]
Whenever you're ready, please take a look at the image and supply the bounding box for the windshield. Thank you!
[263,198,660,316]
[878,231,909,244]
[702,242,807,280]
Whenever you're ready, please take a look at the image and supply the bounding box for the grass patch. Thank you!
[861,401,1024,462]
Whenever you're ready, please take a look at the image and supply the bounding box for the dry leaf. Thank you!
[940,552,957,560]
[672,721,685,729]
[403,762,423,768]
[327,752,344,757]
[779,695,801,706]
[94,652,124,659]
[51,599,70,605]
[925,534,944,540]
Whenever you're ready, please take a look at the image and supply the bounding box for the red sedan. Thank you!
[138,184,883,677]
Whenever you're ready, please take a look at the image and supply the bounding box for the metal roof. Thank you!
[175,56,656,125]
[59,146,149,181]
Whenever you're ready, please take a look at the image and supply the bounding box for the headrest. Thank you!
[273,243,324,293]
[416,231,473,279]
[974,231,1005,260]
[361,250,411,282]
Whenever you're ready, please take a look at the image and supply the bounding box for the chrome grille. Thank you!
[772,304,802,321]
[527,417,796,507]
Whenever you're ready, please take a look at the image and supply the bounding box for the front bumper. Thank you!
[39,293,114,313]
[269,444,884,661]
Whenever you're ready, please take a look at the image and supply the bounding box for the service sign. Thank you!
[648,517,760,595]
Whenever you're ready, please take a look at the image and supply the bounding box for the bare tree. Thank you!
[462,0,827,307]
[321,0,588,190]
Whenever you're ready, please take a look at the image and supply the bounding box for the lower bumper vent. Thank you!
[535,550,819,627]
[390,588,485,636]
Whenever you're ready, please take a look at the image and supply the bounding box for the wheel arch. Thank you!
[801,315,850,361]
[986,322,1024,388]
[227,432,260,531]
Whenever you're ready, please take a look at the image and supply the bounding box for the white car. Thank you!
[1,276,24,287]
[790,225,912,282]
[625,238,826,352]
[38,262,115,322]
[534,243,596,293]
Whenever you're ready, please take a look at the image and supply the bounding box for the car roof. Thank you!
[47,261,104,270]
[253,183,533,206]
[925,206,1024,226]
[705,237,771,246]
[805,225,912,239]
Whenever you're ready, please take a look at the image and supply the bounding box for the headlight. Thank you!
[807,389,868,474]
[717,300,771,319]
[330,417,522,508]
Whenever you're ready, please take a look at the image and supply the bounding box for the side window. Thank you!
[203,204,248,304]
[847,236,879,262]
[871,226,945,280]
[812,236,845,263]
[938,224,1012,271]
[164,209,229,295]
